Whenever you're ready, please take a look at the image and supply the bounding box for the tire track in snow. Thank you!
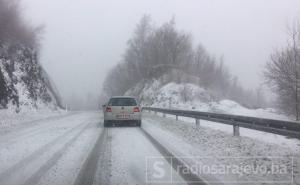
[140,127,209,185]
[95,128,112,185]
[74,128,111,185]
[0,120,88,184]
[21,121,94,185]
[0,112,78,146]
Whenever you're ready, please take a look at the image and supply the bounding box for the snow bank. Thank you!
[127,80,290,120]
[143,113,300,183]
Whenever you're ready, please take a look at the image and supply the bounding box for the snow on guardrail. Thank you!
[143,107,300,139]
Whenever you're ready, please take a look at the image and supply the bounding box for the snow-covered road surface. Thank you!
[0,112,205,185]
[1,111,299,185]
[0,112,102,185]
[74,127,191,185]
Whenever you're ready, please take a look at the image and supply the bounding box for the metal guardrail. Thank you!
[142,107,300,139]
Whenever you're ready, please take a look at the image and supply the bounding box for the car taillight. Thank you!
[133,107,140,112]
[106,107,112,112]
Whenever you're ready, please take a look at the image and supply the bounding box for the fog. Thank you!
[21,0,300,108]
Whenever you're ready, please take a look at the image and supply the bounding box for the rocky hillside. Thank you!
[0,0,62,111]
[0,44,62,111]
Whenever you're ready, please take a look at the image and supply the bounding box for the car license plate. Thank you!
[116,114,130,119]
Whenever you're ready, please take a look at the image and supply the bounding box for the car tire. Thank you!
[137,120,142,127]
[104,120,111,127]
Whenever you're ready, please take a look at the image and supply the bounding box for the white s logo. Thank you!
[153,161,165,179]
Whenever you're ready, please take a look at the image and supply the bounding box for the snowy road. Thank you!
[1,111,297,185]
[0,112,205,185]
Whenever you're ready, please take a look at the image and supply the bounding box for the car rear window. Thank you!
[108,98,137,106]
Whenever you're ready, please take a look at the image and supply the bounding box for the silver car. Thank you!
[103,96,142,127]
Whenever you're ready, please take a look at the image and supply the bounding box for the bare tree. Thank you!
[124,14,152,80]
[102,15,260,108]
[180,84,191,103]
[0,66,8,108]
[264,21,300,119]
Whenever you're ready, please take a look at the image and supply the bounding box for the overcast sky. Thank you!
[21,0,300,102]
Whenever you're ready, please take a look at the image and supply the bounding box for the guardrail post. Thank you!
[196,119,200,128]
[233,125,240,136]
[163,113,166,118]
[176,115,178,121]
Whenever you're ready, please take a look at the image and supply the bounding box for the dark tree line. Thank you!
[102,15,263,108]
[0,0,62,110]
